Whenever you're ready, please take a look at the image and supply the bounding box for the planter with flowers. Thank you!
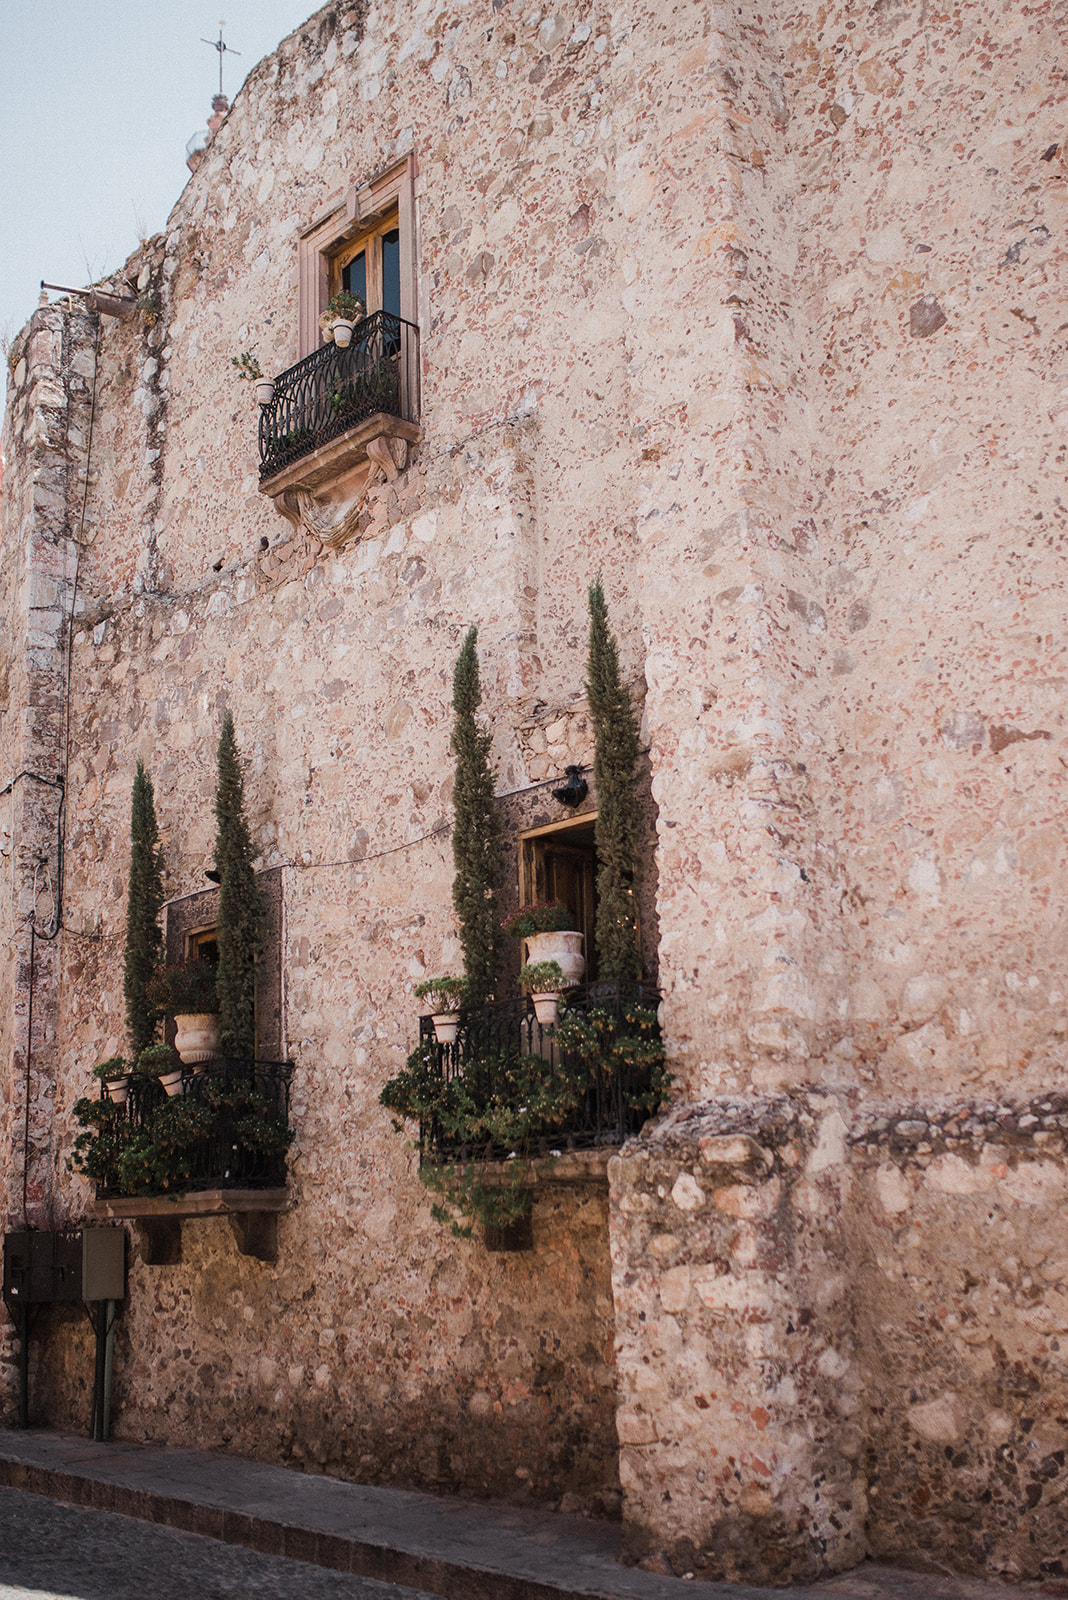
[415,975,468,1043]
[146,960,219,1068]
[502,901,584,984]
[518,959,569,1027]
[319,291,365,349]
[136,1042,185,1099]
[94,1055,131,1105]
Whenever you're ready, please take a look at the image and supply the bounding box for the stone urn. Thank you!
[174,1012,219,1066]
[524,931,585,985]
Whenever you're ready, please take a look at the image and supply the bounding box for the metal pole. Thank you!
[90,1305,106,1440]
[18,1305,29,1428]
[102,1300,116,1440]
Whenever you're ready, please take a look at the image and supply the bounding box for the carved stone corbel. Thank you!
[272,433,409,551]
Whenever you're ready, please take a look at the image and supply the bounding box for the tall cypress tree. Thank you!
[214,712,265,1058]
[587,579,642,984]
[451,627,504,1007]
[123,759,165,1059]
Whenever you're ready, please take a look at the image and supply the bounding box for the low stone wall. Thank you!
[609,1096,866,1584]
[850,1096,1068,1581]
[612,1091,1068,1584]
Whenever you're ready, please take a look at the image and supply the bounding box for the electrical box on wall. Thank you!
[3,1229,125,1305]
[82,1227,124,1301]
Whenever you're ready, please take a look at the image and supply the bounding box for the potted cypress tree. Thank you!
[450,628,504,1008]
[587,579,643,983]
[123,759,165,1061]
[214,712,265,1060]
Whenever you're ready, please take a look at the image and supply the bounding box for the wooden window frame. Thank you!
[297,155,417,360]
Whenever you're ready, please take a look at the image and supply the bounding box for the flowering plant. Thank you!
[93,1055,128,1083]
[518,960,568,994]
[414,975,468,1012]
[322,291,364,324]
[501,901,575,938]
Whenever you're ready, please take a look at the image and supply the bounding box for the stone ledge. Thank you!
[89,1188,289,1220]
[258,414,421,501]
[428,1149,611,1189]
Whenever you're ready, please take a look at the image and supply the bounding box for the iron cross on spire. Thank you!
[201,22,241,97]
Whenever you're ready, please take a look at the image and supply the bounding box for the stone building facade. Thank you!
[2,0,1067,1583]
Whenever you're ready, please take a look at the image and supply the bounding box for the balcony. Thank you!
[90,1058,293,1199]
[258,310,420,496]
[415,982,664,1167]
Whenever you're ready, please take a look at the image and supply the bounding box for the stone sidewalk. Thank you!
[0,1430,1042,1600]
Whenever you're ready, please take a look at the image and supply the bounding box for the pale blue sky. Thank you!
[1,1,319,344]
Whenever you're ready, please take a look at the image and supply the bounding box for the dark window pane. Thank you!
[342,251,367,309]
[382,228,401,318]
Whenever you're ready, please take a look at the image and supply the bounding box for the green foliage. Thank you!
[501,901,575,938]
[116,1097,214,1196]
[146,959,217,1016]
[93,1056,127,1083]
[71,1078,294,1199]
[381,1044,582,1237]
[518,960,567,994]
[380,1004,668,1236]
[71,1099,133,1189]
[214,713,265,1058]
[123,760,165,1060]
[414,975,468,1011]
[587,579,643,983]
[450,628,504,1007]
[230,349,263,382]
[324,290,364,322]
[135,1043,182,1079]
[552,1003,670,1120]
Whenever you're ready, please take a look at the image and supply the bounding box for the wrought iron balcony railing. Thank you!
[417,982,663,1164]
[94,1058,294,1199]
[258,310,419,480]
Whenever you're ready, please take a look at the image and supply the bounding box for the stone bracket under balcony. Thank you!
[257,309,420,552]
[259,413,421,549]
[91,1189,289,1265]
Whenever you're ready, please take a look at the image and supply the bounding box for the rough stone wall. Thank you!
[850,1099,1068,1581]
[610,1099,866,1583]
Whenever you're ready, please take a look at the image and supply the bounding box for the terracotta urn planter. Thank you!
[159,1068,185,1098]
[255,379,275,406]
[524,930,585,985]
[173,1012,219,1066]
[530,993,560,1027]
[103,1074,130,1105]
[431,1011,461,1045]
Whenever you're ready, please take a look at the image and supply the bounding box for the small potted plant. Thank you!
[231,348,274,406]
[518,959,569,1026]
[147,960,219,1067]
[415,976,468,1044]
[501,901,585,983]
[93,1055,131,1105]
[136,1042,185,1099]
[320,291,364,349]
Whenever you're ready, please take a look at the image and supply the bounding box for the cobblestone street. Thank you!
[0,1487,438,1600]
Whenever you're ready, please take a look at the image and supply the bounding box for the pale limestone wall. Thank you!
[2,0,1068,1580]
[781,0,1068,1099]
